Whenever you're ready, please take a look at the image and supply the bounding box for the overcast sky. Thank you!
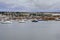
[0,0,60,12]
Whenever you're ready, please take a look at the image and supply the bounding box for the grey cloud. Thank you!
[0,0,60,12]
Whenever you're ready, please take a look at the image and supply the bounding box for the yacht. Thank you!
[38,18,44,21]
[1,21,12,24]
[19,20,26,23]
[55,18,60,21]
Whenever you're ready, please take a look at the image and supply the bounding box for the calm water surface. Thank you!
[0,21,60,40]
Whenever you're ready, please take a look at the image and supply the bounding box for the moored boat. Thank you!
[1,21,12,24]
[32,19,38,22]
[19,20,26,23]
[55,18,60,21]
[38,18,44,21]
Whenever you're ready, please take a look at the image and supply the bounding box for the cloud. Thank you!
[0,0,60,12]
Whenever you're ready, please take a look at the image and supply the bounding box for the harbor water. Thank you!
[0,21,60,40]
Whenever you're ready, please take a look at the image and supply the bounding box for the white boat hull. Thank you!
[1,21,12,24]
[55,18,60,21]
[19,20,26,23]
